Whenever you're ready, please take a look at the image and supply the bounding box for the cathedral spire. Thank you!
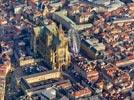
[57,24,64,40]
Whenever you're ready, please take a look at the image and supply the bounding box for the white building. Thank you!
[107,0,124,12]
[93,0,111,6]
[92,0,124,12]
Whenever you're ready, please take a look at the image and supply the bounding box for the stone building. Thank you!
[33,22,70,70]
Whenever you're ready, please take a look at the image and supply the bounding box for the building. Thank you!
[128,3,134,11]
[110,17,134,24]
[19,70,71,97]
[116,56,134,67]
[0,18,7,25]
[73,56,99,83]
[56,79,72,89]
[52,10,76,30]
[93,0,111,6]
[131,91,134,99]
[0,26,17,41]
[33,22,71,70]
[0,41,12,100]
[14,5,25,14]
[28,0,39,8]
[68,87,92,99]
[19,57,43,67]
[81,38,105,59]
[74,62,99,83]
[40,88,56,100]
[52,10,93,31]
[0,53,11,100]
[102,64,133,94]
[87,0,124,12]
[0,78,5,100]
[75,13,91,24]
[22,70,61,84]
[107,0,124,12]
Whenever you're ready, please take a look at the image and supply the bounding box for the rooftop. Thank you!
[81,38,105,51]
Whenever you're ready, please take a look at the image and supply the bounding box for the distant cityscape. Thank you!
[0,0,134,100]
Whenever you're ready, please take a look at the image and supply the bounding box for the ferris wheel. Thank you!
[68,29,80,55]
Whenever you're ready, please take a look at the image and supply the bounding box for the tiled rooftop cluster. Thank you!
[102,64,133,93]
[0,0,134,100]
[69,86,92,99]
[67,2,93,24]
[73,55,133,99]
[81,3,134,64]
[74,56,99,82]
[0,41,12,99]
[0,41,12,74]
